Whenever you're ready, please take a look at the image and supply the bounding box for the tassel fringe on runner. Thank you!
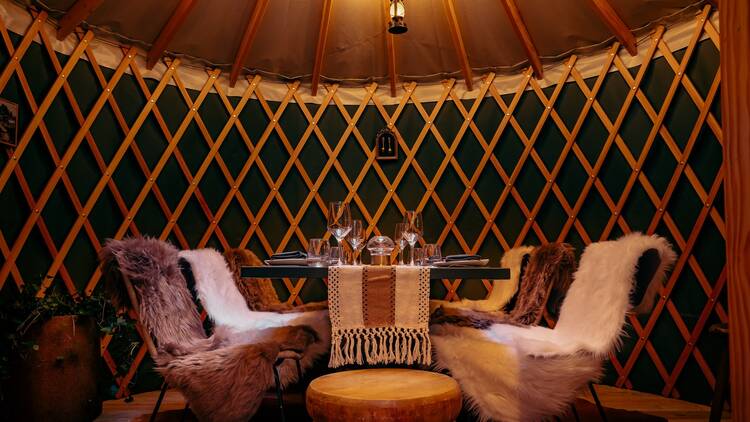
[329,326,432,367]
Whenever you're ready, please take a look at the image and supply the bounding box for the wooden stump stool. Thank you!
[306,368,462,422]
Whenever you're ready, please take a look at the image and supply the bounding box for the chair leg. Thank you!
[709,346,730,422]
[273,364,286,422]
[178,402,190,422]
[589,383,608,422]
[295,358,303,383]
[149,381,169,422]
[570,401,581,422]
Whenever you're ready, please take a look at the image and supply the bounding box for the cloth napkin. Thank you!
[445,254,481,261]
[270,251,307,259]
[327,265,431,367]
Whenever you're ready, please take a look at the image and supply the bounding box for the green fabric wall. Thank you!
[0,28,725,405]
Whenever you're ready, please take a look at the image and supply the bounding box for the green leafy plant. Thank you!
[0,280,132,382]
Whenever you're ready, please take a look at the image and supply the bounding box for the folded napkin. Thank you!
[445,254,481,261]
[328,266,431,367]
[270,251,307,259]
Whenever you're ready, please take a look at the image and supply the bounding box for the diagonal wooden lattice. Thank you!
[0,6,725,401]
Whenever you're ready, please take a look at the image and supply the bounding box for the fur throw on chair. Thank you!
[100,237,208,352]
[431,246,534,313]
[224,248,285,311]
[100,238,324,422]
[223,248,327,313]
[430,233,676,422]
[507,242,575,324]
[178,247,331,389]
[431,243,576,329]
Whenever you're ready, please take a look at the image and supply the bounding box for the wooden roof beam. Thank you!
[443,0,473,91]
[146,0,198,69]
[585,0,638,56]
[311,0,334,96]
[383,0,397,97]
[499,0,543,79]
[56,0,104,40]
[229,0,270,87]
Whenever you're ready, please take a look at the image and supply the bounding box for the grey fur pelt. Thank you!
[100,237,320,422]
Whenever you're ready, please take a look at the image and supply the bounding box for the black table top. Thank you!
[240,265,510,280]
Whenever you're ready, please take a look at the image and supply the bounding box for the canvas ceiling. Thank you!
[31,0,706,85]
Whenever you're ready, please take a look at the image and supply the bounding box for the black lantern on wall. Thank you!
[375,127,398,160]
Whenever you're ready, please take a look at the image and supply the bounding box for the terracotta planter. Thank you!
[5,315,102,421]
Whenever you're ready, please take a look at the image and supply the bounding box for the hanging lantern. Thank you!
[388,0,407,34]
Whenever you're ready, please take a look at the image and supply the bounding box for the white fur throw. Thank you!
[431,233,676,421]
[178,248,331,385]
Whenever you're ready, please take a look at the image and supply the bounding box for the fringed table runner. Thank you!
[328,265,431,367]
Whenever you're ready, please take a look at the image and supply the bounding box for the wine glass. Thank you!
[394,222,408,265]
[403,210,423,266]
[347,220,366,265]
[327,201,352,265]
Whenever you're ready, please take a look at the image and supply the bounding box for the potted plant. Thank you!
[0,281,130,421]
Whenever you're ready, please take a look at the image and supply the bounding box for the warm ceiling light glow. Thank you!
[388,0,407,34]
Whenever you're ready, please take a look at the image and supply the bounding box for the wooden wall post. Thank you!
[719,1,750,420]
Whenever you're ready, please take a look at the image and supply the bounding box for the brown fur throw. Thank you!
[224,248,284,311]
[100,238,321,422]
[100,237,208,351]
[431,242,576,329]
[159,342,278,421]
[511,242,575,324]
[224,248,327,313]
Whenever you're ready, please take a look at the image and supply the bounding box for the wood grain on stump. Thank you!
[306,368,462,422]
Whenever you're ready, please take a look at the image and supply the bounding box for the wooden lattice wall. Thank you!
[0,5,725,403]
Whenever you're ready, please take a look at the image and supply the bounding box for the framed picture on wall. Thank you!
[0,98,18,148]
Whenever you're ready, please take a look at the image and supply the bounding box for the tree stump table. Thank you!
[306,368,462,422]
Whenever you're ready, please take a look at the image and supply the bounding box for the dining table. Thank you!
[241,264,511,420]
[240,265,510,280]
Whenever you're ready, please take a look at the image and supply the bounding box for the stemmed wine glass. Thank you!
[327,201,352,265]
[394,222,408,265]
[403,210,423,266]
[347,220,366,265]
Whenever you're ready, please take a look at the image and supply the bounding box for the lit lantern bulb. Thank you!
[388,0,407,34]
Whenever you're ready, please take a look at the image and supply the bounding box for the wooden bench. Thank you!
[306,368,462,422]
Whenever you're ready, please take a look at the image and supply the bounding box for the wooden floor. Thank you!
[576,385,729,422]
[96,384,729,422]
